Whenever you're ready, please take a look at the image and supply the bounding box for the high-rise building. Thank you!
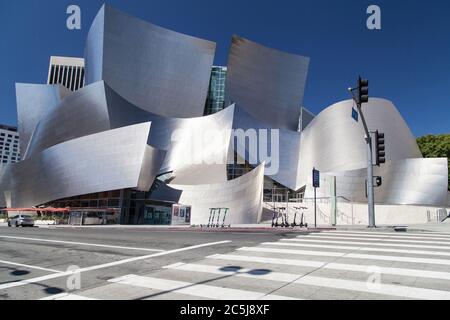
[204,66,227,115]
[0,124,20,164]
[47,56,85,91]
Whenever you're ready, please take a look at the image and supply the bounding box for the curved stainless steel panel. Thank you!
[231,98,431,197]
[297,98,423,185]
[309,158,448,207]
[16,83,70,157]
[226,35,309,131]
[25,81,110,158]
[232,105,302,190]
[85,4,216,118]
[0,123,165,208]
[169,163,265,225]
[25,81,234,185]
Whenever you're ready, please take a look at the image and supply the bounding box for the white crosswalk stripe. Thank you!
[305,232,450,242]
[294,276,450,300]
[261,241,450,257]
[327,231,450,238]
[56,230,450,300]
[280,238,450,250]
[163,262,303,282]
[207,254,450,280]
[301,234,450,245]
[239,244,450,266]
[167,258,450,281]
[40,293,98,300]
[108,274,300,300]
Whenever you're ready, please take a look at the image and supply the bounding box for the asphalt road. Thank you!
[0,226,298,300]
[1,226,450,300]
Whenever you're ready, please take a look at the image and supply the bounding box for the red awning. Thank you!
[2,207,70,212]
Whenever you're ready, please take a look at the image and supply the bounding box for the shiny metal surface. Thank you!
[226,35,309,131]
[2,4,447,214]
[168,163,265,225]
[85,4,216,118]
[309,158,448,207]
[232,105,302,191]
[297,98,423,185]
[24,80,234,185]
[0,123,164,208]
[15,83,71,157]
[25,81,110,158]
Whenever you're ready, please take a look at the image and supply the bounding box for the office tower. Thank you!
[204,66,227,115]
[0,124,20,164]
[47,56,85,91]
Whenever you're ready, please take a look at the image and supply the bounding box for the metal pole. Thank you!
[314,187,317,228]
[357,102,376,228]
[350,90,376,229]
[366,136,376,227]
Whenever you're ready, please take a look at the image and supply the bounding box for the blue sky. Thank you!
[0,0,449,137]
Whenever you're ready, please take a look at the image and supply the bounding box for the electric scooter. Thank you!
[291,207,300,227]
[292,206,308,228]
[279,207,290,227]
[208,208,217,228]
[299,206,308,228]
[215,208,222,228]
[272,208,281,227]
[205,209,213,228]
[221,208,230,228]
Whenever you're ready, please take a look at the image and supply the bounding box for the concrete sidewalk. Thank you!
[34,223,335,233]
[2,221,450,234]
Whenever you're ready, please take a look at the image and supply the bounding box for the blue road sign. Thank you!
[351,107,359,122]
[312,168,320,188]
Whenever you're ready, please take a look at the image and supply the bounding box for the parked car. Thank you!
[8,214,34,227]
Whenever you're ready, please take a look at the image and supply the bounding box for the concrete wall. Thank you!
[264,199,449,226]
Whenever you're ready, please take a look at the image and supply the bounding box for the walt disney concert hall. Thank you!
[0,5,448,226]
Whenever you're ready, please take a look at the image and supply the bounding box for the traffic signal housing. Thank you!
[358,77,369,104]
[375,131,386,165]
[375,176,382,187]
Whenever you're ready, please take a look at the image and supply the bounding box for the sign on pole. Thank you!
[312,168,320,188]
[351,107,359,122]
[312,168,320,228]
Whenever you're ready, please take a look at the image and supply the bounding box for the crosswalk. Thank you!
[45,230,450,300]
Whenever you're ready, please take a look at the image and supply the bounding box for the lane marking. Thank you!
[327,231,450,238]
[0,240,231,291]
[346,253,450,266]
[281,238,450,250]
[262,241,450,257]
[207,254,325,268]
[0,260,62,273]
[207,254,450,280]
[40,293,98,300]
[294,275,450,300]
[0,235,164,252]
[238,246,450,266]
[310,233,450,242]
[237,246,345,257]
[108,274,300,300]
[163,262,301,282]
[300,235,450,245]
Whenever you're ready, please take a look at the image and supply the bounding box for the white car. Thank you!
[8,214,35,227]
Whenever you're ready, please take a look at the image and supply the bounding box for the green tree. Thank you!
[416,134,450,190]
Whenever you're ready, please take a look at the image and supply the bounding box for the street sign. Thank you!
[312,168,320,228]
[351,107,359,122]
[312,168,320,188]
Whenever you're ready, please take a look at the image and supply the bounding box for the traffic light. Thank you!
[375,131,386,165]
[375,176,382,187]
[358,77,369,104]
